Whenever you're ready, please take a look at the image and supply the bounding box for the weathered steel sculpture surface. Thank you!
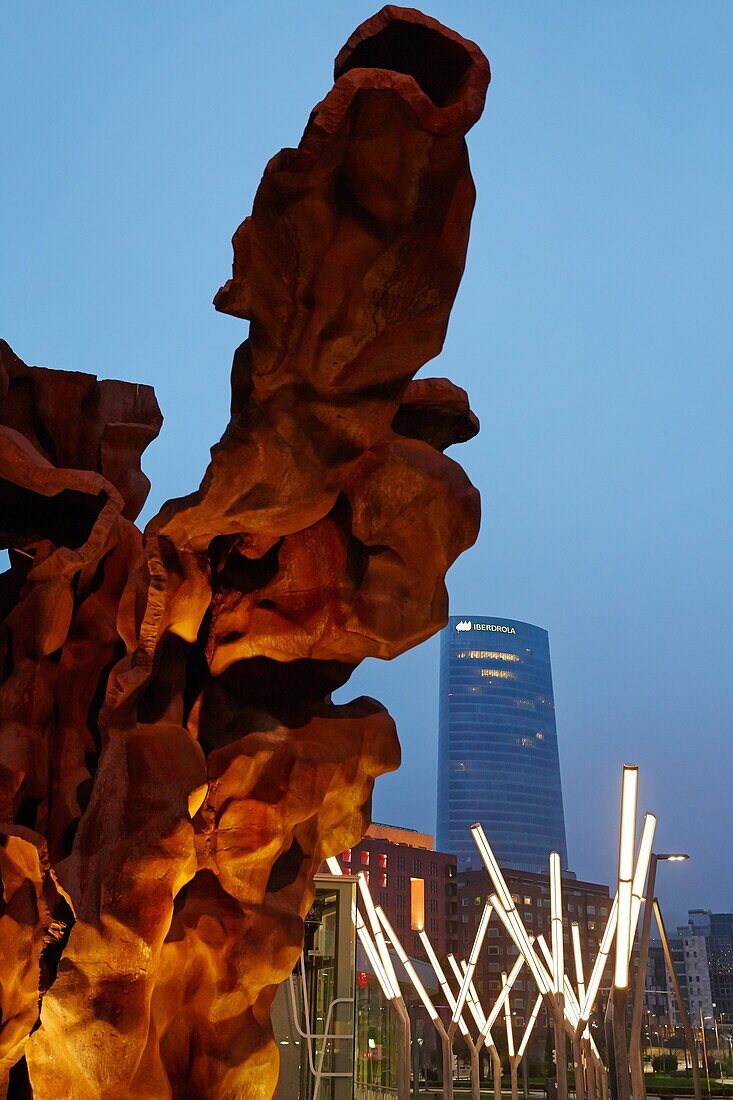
[0,6,488,1097]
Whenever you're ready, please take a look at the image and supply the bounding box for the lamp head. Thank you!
[657,853,689,862]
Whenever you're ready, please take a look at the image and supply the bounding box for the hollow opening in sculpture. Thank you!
[337,19,473,107]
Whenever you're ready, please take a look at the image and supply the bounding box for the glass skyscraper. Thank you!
[437,615,568,873]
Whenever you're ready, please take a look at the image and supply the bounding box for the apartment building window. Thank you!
[413,859,422,874]
[342,849,351,864]
[360,851,369,866]
[396,856,405,871]
[410,878,425,931]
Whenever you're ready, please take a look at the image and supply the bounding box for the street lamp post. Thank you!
[701,1011,713,1099]
[653,899,703,1100]
[609,764,638,1100]
[629,852,689,1100]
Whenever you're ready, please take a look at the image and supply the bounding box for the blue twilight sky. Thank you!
[2,3,731,925]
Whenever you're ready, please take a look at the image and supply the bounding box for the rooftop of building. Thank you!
[364,822,435,851]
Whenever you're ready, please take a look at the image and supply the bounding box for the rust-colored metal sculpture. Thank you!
[0,7,488,1097]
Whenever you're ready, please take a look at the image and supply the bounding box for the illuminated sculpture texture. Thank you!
[0,6,488,1097]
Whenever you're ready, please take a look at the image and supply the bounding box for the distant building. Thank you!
[437,615,568,873]
[670,928,714,1023]
[646,941,674,1030]
[334,822,459,958]
[686,910,733,1021]
[647,917,717,1028]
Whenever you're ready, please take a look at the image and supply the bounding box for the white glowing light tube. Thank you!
[550,851,564,996]
[377,908,438,1022]
[571,923,585,1006]
[629,813,657,962]
[358,873,401,1000]
[490,893,552,997]
[477,930,528,1041]
[460,959,488,1032]
[580,894,618,1022]
[518,994,544,1059]
[502,971,515,1058]
[471,824,516,911]
[442,950,482,1034]
[453,901,492,1026]
[536,935,582,1031]
[419,932,470,1038]
[615,765,638,989]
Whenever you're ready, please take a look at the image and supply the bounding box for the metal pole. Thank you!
[491,1045,503,1100]
[573,1031,584,1099]
[583,1037,597,1100]
[700,1007,712,1099]
[629,855,657,1100]
[410,1002,420,1098]
[394,998,412,1100]
[523,1051,530,1100]
[436,1018,454,1100]
[553,995,569,1100]
[510,1055,520,1100]
[653,900,702,1100]
[468,1038,481,1100]
[611,985,630,1100]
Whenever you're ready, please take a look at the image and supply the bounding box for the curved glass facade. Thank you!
[437,615,568,873]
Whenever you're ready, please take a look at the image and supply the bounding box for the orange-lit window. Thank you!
[360,850,370,866]
[410,878,425,932]
[342,849,351,864]
[480,668,518,680]
[378,852,388,869]
[377,872,388,889]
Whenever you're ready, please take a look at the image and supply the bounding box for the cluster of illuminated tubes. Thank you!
[326,763,697,1100]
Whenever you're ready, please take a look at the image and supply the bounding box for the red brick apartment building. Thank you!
[334,823,459,958]
[333,823,615,1053]
[456,866,613,1029]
